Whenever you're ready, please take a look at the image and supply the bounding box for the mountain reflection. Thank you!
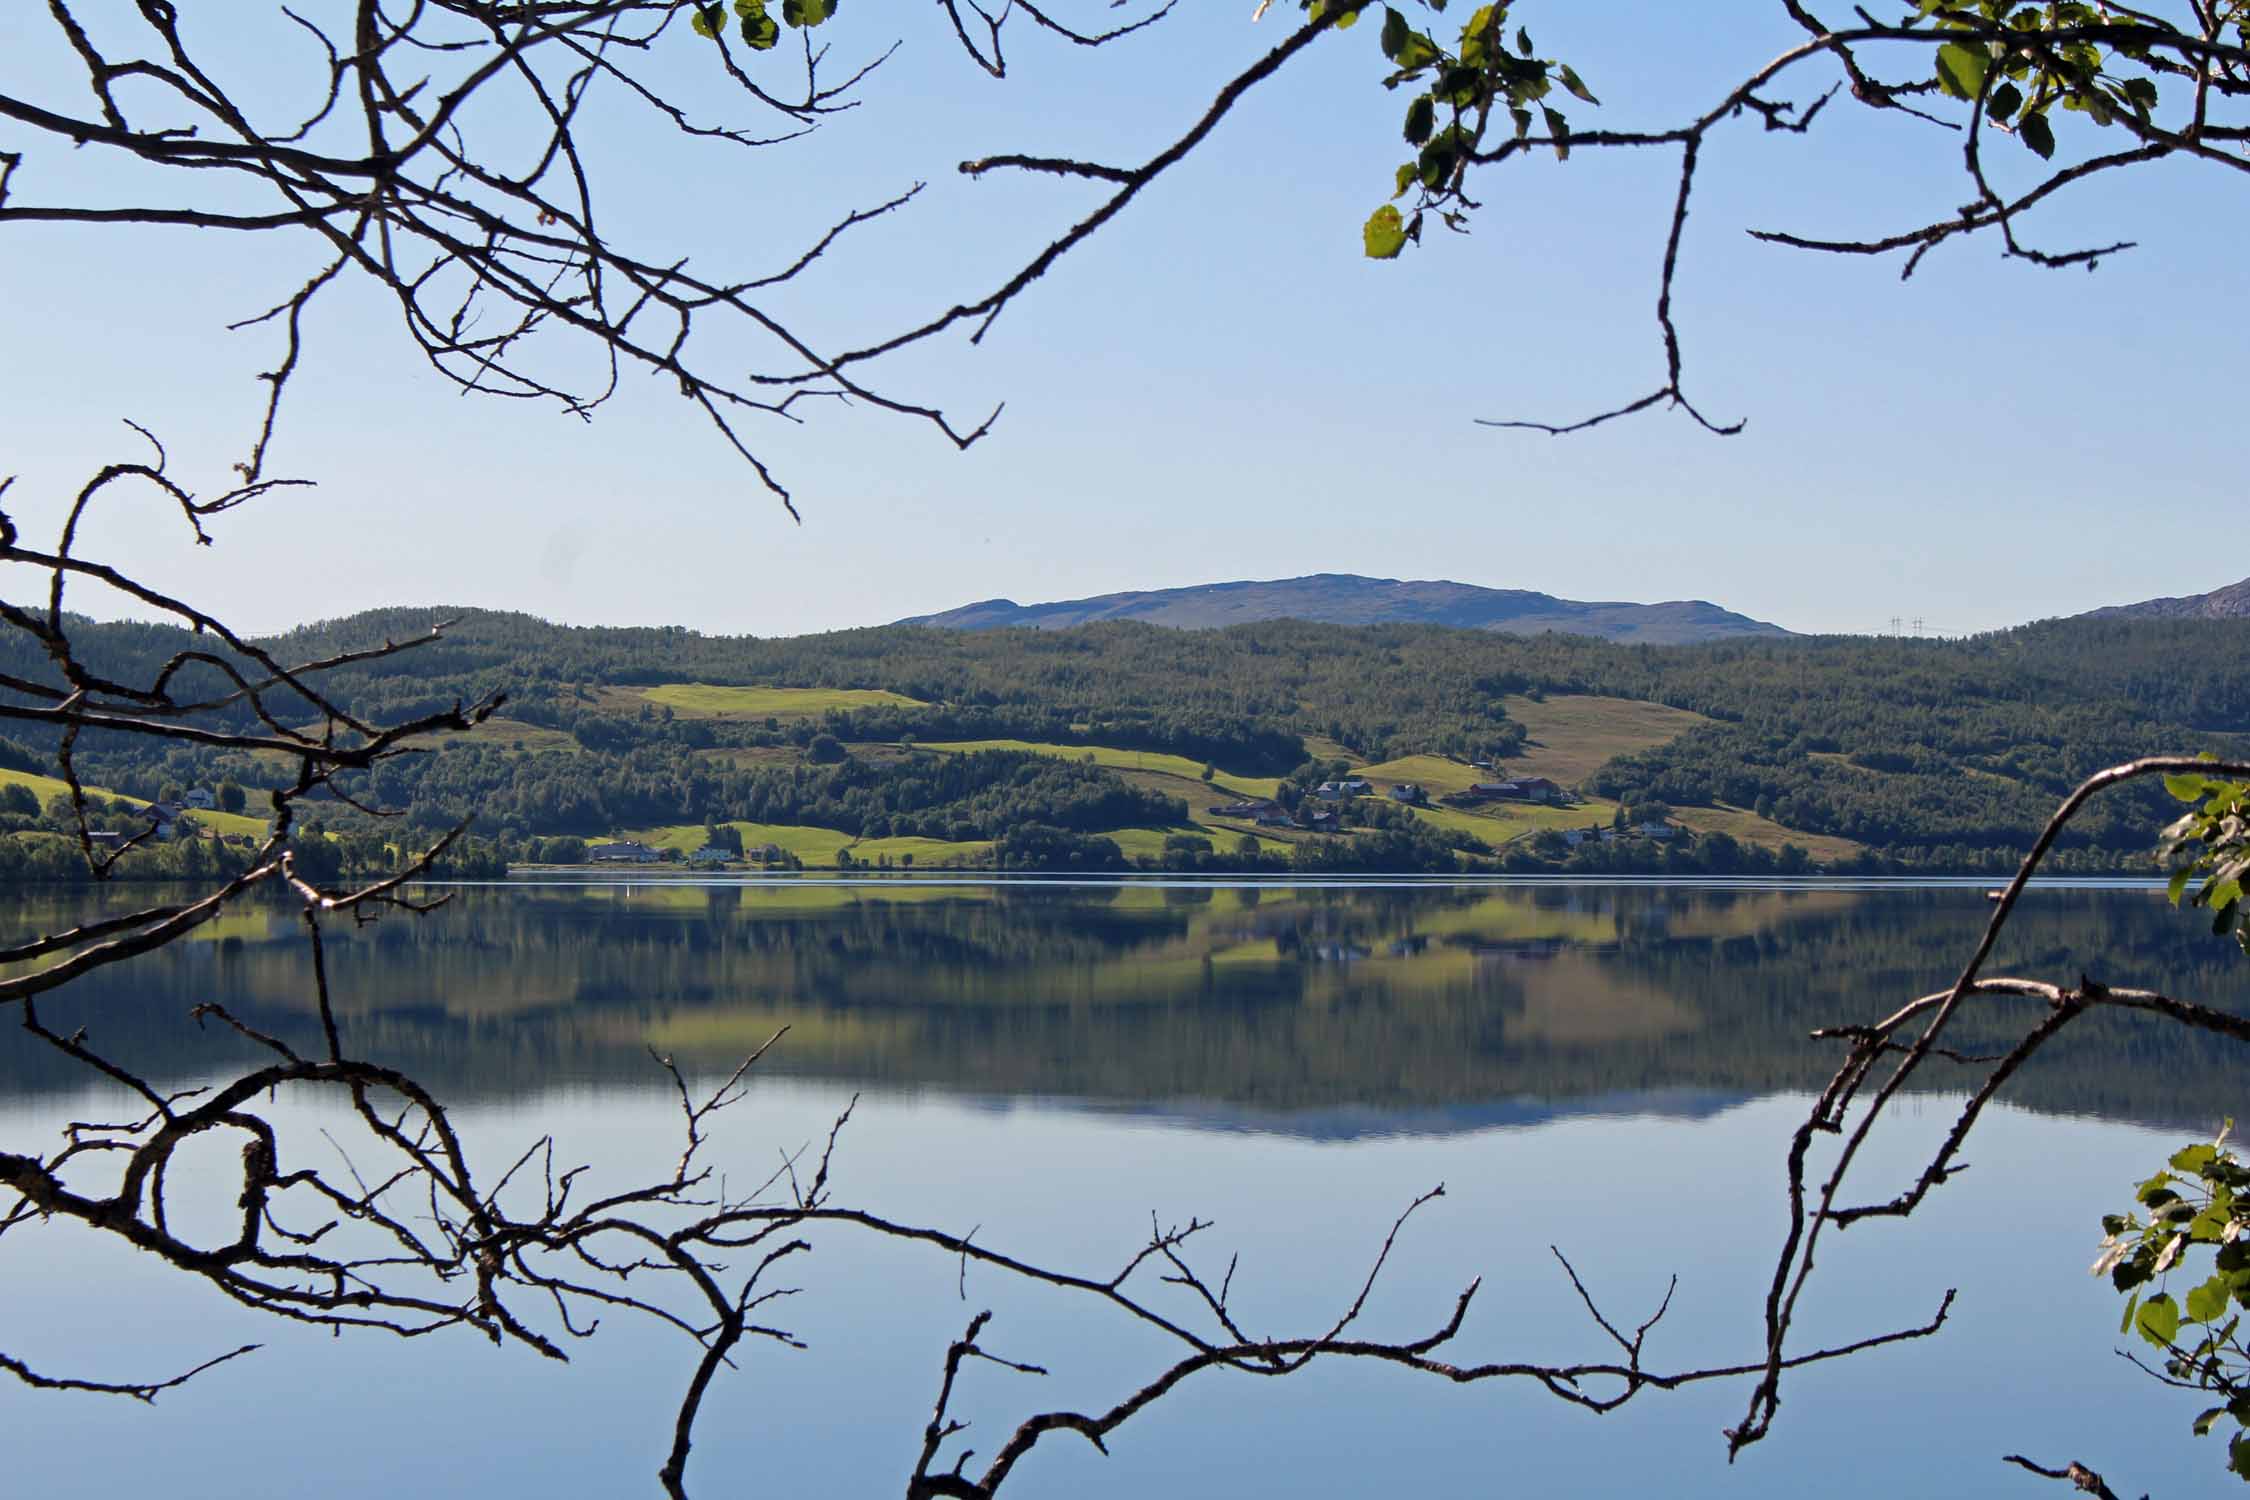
[5,881,2244,1133]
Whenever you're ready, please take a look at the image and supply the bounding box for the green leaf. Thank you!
[2020,110,2056,158]
[690,5,721,38]
[739,4,780,49]
[1557,64,1599,105]
[2169,773,2213,803]
[1986,81,2022,121]
[2188,1276,2232,1324]
[1380,7,1409,60]
[1404,94,1436,145]
[1541,105,1568,161]
[2196,1406,2230,1437]
[2176,1145,2222,1175]
[1935,41,1990,100]
[781,0,833,26]
[2122,1288,2143,1334]
[2140,1292,2182,1347]
[1363,204,1409,259]
[1392,161,1418,198]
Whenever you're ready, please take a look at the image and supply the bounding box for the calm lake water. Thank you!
[2,878,2245,1497]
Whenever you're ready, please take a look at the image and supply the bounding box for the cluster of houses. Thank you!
[83,789,225,852]
[1208,768,1582,834]
[1207,778,1438,832]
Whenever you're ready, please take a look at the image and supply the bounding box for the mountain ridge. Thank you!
[895,573,1791,645]
[2084,575,2250,622]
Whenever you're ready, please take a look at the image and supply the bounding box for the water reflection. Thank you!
[4,880,2243,1130]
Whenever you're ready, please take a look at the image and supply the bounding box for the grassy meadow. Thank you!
[918,740,1283,800]
[615,820,992,868]
[1498,694,1708,784]
[0,767,269,839]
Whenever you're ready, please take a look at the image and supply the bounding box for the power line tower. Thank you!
[1912,616,1926,639]
[1888,615,1903,637]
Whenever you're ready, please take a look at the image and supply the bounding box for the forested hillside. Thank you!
[2,607,2243,875]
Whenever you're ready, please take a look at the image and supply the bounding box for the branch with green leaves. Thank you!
[2094,1126,2250,1480]
[1326,1,2250,433]
[1731,753,2250,1487]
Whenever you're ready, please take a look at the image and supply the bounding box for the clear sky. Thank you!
[1,3,2240,640]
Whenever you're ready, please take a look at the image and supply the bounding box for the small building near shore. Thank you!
[589,840,662,864]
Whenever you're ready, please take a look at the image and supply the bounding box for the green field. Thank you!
[0,767,269,839]
[919,740,1282,800]
[1498,694,1709,785]
[1404,799,1616,847]
[615,821,990,869]
[1104,825,1303,862]
[1669,804,1862,862]
[458,717,580,753]
[1349,754,1489,796]
[638,684,925,718]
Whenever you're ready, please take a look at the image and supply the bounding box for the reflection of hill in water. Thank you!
[1068,1087,1750,1142]
[3,882,2244,1134]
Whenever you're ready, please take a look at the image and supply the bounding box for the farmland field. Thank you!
[1668,803,1862,862]
[614,821,990,868]
[918,741,1282,800]
[1497,693,1708,785]
[457,717,580,753]
[0,767,269,839]
[1407,798,1620,846]
[1348,754,1488,796]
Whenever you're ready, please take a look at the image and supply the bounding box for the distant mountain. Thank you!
[2084,575,2250,622]
[895,574,1790,645]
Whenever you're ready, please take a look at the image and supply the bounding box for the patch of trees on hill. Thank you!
[371,745,1184,842]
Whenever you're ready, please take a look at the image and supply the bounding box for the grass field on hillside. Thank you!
[637,684,926,718]
[919,741,1282,800]
[1408,799,1621,846]
[616,821,990,868]
[0,768,269,838]
[1498,694,1708,785]
[1349,755,1487,796]
[459,717,579,753]
[1669,804,1862,862]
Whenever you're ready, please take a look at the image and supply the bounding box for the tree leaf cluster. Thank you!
[2097,1125,2250,1480]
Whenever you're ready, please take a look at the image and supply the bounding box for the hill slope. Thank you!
[897,574,1790,645]
[2084,575,2250,622]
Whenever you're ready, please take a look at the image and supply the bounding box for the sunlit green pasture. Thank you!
[0,767,269,838]
[917,740,1281,799]
[615,821,989,868]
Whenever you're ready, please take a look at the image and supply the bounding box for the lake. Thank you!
[2,878,2243,1497]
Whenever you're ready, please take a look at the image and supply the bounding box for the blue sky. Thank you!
[0,2,2240,640]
